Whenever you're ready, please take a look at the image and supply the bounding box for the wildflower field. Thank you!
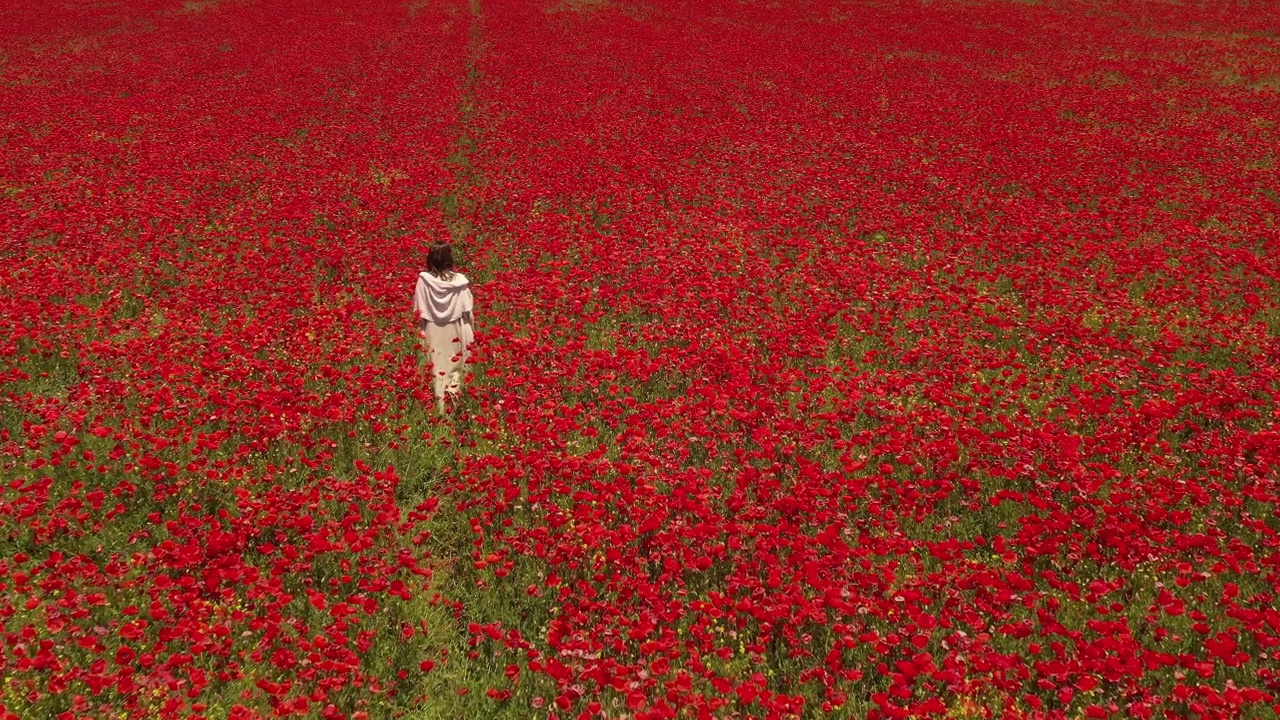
[2,0,1279,717]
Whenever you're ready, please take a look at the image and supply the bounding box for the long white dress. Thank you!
[413,271,475,402]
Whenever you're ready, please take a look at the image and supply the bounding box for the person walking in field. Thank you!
[414,243,475,414]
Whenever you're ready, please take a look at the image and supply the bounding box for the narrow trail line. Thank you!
[440,0,488,242]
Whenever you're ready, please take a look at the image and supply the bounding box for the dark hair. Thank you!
[427,243,455,279]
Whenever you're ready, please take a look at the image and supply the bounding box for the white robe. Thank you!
[414,272,475,398]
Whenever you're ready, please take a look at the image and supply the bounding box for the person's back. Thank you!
[413,243,475,414]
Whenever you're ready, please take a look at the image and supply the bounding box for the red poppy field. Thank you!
[2,0,1280,718]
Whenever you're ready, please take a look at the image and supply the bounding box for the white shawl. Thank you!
[414,272,475,341]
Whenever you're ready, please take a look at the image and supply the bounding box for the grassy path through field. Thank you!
[388,0,560,715]
[439,0,488,242]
